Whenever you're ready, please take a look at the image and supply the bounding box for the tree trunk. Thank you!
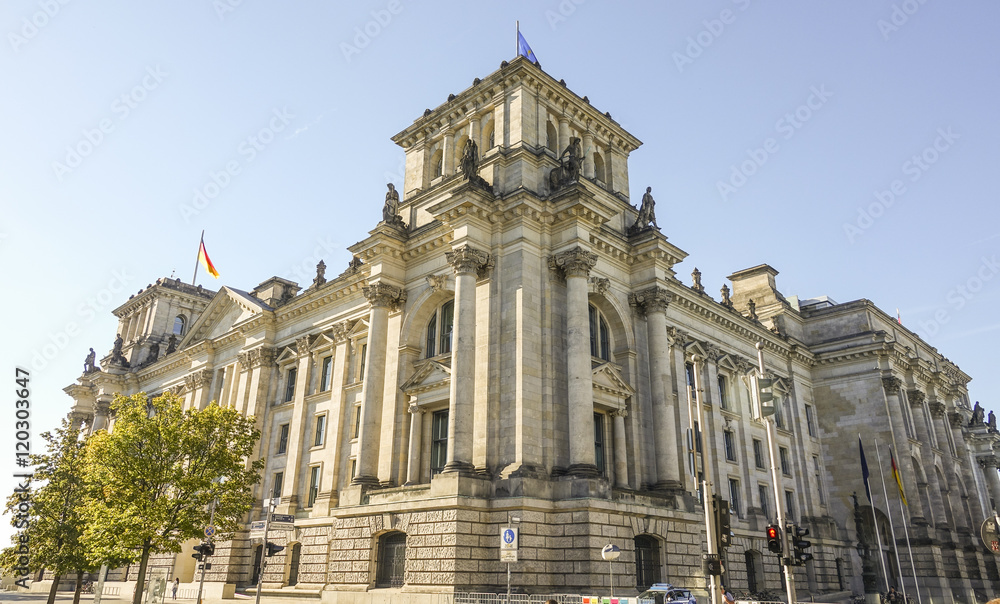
[73,570,83,604]
[46,572,61,604]
[132,545,151,604]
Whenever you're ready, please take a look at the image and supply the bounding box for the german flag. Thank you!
[198,238,219,279]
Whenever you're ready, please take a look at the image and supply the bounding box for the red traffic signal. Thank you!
[766,524,782,554]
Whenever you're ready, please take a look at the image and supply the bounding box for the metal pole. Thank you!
[896,485,921,604]
[506,515,512,604]
[192,230,204,285]
[253,499,275,604]
[609,558,614,598]
[874,441,905,603]
[692,355,719,604]
[196,499,216,604]
[756,343,796,604]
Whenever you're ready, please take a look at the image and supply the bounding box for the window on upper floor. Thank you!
[425,300,455,358]
[307,465,320,507]
[284,367,297,402]
[813,455,825,505]
[277,423,289,455]
[805,404,816,437]
[320,356,333,392]
[431,149,443,179]
[753,438,765,469]
[546,121,557,153]
[430,410,448,475]
[718,375,729,410]
[758,484,770,519]
[785,490,795,520]
[779,446,791,475]
[724,430,737,462]
[729,478,741,518]
[173,315,186,336]
[314,414,327,447]
[272,471,283,500]
[594,412,606,476]
[594,151,606,182]
[589,304,611,361]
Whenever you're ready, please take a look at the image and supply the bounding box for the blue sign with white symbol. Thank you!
[503,529,515,544]
[500,527,518,551]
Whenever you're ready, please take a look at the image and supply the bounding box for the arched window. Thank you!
[425,300,454,358]
[546,121,557,153]
[172,315,186,336]
[745,550,765,592]
[589,304,611,361]
[634,535,661,589]
[431,149,443,179]
[594,151,606,182]
[482,119,495,151]
[375,532,407,588]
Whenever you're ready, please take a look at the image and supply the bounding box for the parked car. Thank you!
[638,583,697,604]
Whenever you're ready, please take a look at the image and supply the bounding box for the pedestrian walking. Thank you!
[172,577,179,600]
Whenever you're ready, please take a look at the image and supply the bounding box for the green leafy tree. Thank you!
[82,392,263,604]
[0,420,97,604]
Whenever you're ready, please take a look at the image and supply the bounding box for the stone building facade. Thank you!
[65,57,1000,603]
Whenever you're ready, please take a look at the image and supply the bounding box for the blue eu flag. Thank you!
[517,31,537,63]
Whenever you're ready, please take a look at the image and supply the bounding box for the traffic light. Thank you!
[766,524,782,554]
[204,542,215,557]
[265,541,284,557]
[757,377,775,416]
[788,524,813,565]
[713,496,732,550]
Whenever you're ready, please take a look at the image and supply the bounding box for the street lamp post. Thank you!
[253,498,277,604]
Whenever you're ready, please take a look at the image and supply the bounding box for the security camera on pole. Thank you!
[751,342,796,603]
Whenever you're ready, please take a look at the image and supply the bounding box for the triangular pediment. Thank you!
[592,362,636,398]
[181,287,273,347]
[400,358,451,396]
[347,319,369,338]
[275,346,297,365]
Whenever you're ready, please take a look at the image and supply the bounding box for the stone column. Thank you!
[320,328,350,506]
[950,411,987,522]
[405,401,424,485]
[558,117,570,157]
[906,388,946,526]
[630,286,679,490]
[443,245,489,475]
[469,116,481,153]
[187,369,213,411]
[442,128,455,176]
[280,336,314,512]
[930,401,965,531]
[978,456,1000,513]
[550,247,599,477]
[92,398,112,432]
[352,282,405,486]
[582,131,595,179]
[882,378,926,523]
[611,408,629,488]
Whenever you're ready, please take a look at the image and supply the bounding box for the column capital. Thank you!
[363,282,406,310]
[978,455,1000,469]
[408,403,425,415]
[237,352,251,370]
[907,389,926,406]
[928,401,946,418]
[549,246,598,278]
[295,335,313,358]
[882,376,902,395]
[949,411,967,429]
[185,368,213,389]
[610,407,629,419]
[247,346,277,369]
[445,245,490,276]
[629,287,670,316]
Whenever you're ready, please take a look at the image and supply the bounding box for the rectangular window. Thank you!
[589,305,599,358]
[277,423,289,455]
[284,367,297,402]
[758,484,770,519]
[785,490,795,520]
[320,356,333,392]
[780,446,791,475]
[594,412,606,476]
[272,471,284,500]
[774,398,784,429]
[686,363,696,389]
[805,404,816,437]
[728,478,741,518]
[353,404,361,438]
[694,421,702,454]
[753,438,765,469]
[425,313,437,358]
[350,459,356,479]
[718,375,728,409]
[430,410,448,474]
[814,456,825,504]
[307,466,320,507]
[314,414,327,447]
[724,431,736,462]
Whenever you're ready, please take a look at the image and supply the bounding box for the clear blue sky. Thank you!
[2,1,998,539]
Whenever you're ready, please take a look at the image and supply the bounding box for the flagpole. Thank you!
[875,440,905,602]
[862,434,889,594]
[192,230,204,286]
[516,20,519,57]
[892,449,922,604]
